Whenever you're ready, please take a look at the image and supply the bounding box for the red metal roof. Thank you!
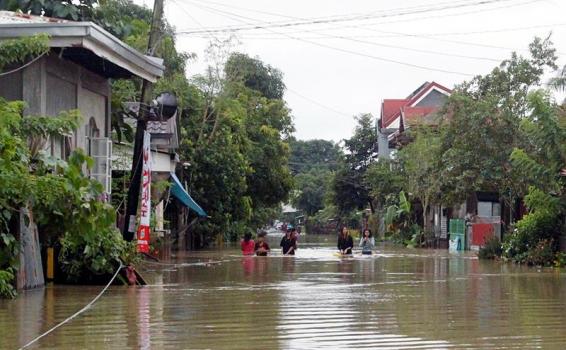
[381,82,452,128]
[382,99,408,128]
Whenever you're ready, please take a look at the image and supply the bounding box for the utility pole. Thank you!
[122,0,165,241]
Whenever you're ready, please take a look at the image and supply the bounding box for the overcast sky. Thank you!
[135,0,566,142]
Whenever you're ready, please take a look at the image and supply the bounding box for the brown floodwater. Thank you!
[2,234,566,349]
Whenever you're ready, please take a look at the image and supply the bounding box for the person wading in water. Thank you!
[359,228,375,255]
[280,226,297,255]
[241,232,255,256]
[337,226,354,255]
[255,231,271,256]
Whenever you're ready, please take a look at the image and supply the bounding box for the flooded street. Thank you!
[2,235,566,349]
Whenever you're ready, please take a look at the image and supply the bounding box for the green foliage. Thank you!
[365,160,403,208]
[288,139,341,226]
[502,188,561,264]
[510,90,566,196]
[439,37,558,206]
[225,53,285,100]
[331,114,377,214]
[0,267,16,299]
[292,169,332,216]
[0,231,19,298]
[0,0,98,21]
[288,138,341,173]
[0,33,50,71]
[398,127,442,230]
[175,52,294,243]
[554,252,566,267]
[478,236,503,260]
[523,239,555,266]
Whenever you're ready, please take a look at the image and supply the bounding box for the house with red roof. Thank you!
[377,81,452,159]
[376,82,512,251]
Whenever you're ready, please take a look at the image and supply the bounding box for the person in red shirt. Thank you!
[241,232,255,255]
[254,231,270,256]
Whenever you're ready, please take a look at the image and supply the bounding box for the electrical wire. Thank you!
[0,52,46,77]
[175,0,522,35]
[286,88,353,118]
[180,0,475,76]
[170,0,221,43]
[184,0,539,39]
[18,263,124,350]
[179,0,546,55]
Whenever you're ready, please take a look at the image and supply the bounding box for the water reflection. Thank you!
[1,241,566,349]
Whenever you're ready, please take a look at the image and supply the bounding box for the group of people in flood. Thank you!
[241,225,375,256]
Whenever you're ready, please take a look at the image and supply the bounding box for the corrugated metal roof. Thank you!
[0,11,164,82]
[0,11,67,23]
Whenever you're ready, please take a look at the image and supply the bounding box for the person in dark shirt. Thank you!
[255,231,271,256]
[337,226,353,255]
[280,227,297,255]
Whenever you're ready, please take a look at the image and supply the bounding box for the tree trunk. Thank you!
[17,207,44,290]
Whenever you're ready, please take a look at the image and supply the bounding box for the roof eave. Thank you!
[0,22,164,82]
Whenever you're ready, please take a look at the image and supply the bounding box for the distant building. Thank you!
[377,81,452,159]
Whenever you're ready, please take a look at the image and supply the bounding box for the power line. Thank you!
[185,0,539,40]
[180,0,475,76]
[170,0,221,43]
[175,0,523,35]
[286,88,353,118]
[180,0,545,55]
[183,0,533,61]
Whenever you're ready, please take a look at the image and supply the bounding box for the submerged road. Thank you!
[2,235,566,349]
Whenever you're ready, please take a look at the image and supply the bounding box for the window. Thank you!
[86,117,112,195]
[478,201,500,217]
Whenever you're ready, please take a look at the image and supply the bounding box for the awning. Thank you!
[170,173,207,217]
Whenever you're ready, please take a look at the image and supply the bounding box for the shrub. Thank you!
[502,188,562,264]
[0,268,16,299]
[554,252,566,267]
[0,233,19,298]
[54,151,129,282]
[524,239,556,266]
[478,236,502,260]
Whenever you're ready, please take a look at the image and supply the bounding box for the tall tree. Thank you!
[331,113,377,214]
[398,127,442,231]
[292,169,333,216]
[439,36,557,206]
[288,138,341,174]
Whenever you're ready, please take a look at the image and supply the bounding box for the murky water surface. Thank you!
[2,235,566,349]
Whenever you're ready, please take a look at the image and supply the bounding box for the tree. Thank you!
[331,113,377,214]
[288,138,341,174]
[510,90,566,196]
[292,169,333,216]
[438,36,558,207]
[177,52,294,243]
[225,53,285,100]
[365,160,403,209]
[398,127,442,232]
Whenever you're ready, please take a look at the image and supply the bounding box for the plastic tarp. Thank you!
[170,173,207,217]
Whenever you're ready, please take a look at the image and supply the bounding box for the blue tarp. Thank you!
[170,173,207,217]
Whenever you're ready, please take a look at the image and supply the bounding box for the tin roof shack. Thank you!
[0,11,164,194]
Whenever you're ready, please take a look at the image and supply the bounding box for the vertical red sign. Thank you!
[137,131,151,253]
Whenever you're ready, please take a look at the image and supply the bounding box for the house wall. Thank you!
[0,69,23,100]
[6,53,111,158]
[414,89,447,107]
